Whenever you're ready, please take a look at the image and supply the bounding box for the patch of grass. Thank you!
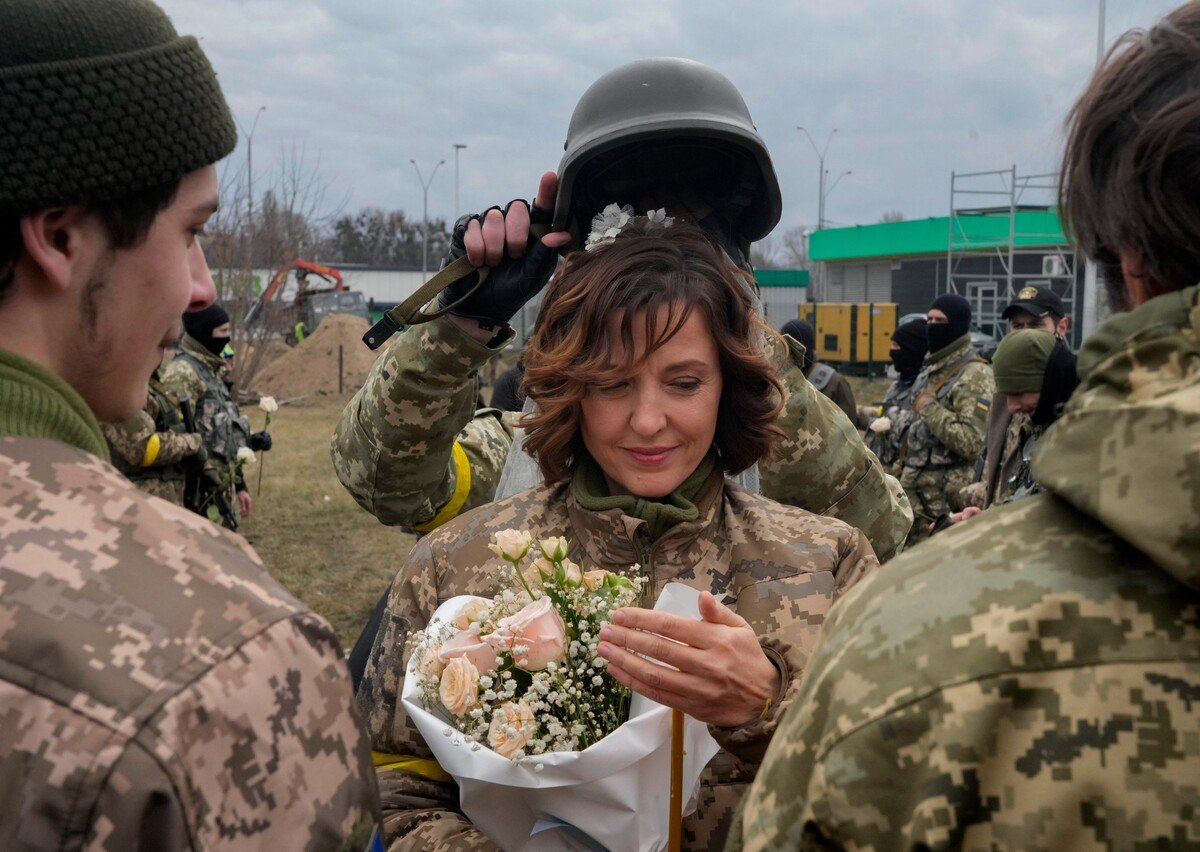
[240,397,416,648]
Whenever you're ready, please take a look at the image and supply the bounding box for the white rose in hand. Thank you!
[258,395,279,413]
[869,416,892,434]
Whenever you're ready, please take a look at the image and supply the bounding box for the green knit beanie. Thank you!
[992,329,1057,394]
[0,0,237,213]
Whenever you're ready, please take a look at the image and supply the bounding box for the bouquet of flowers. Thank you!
[402,530,720,851]
[410,531,643,759]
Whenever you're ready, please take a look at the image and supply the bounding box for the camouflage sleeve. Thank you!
[90,613,380,850]
[102,411,200,469]
[760,336,913,561]
[357,536,500,848]
[331,316,515,529]
[713,527,878,772]
[919,362,995,462]
[159,358,205,408]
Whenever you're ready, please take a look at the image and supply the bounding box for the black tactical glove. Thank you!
[190,442,208,467]
[437,200,561,327]
[248,430,272,452]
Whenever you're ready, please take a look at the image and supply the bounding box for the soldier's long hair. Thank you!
[1060,1,1200,308]
[522,220,784,483]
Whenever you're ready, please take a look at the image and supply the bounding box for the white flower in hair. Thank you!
[584,203,675,251]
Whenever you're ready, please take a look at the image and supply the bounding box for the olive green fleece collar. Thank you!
[0,347,109,460]
[572,449,717,542]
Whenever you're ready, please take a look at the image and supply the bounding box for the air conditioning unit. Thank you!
[1042,255,1067,277]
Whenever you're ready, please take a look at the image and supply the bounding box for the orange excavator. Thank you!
[244,259,365,342]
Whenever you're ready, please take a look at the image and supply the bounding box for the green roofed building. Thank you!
[809,206,1088,348]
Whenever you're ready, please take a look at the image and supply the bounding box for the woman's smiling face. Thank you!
[580,304,722,499]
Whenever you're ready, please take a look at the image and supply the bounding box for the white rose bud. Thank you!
[236,447,256,465]
[539,536,570,562]
[561,559,584,587]
[488,529,533,562]
[869,416,892,434]
[258,395,279,413]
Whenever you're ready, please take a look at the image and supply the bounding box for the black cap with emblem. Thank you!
[1001,285,1066,321]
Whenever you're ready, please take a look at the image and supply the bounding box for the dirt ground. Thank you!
[239,396,415,648]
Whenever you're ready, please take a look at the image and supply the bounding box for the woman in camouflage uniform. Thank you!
[359,222,878,851]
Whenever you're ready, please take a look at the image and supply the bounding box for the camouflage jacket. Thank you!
[101,374,201,488]
[864,377,919,470]
[0,436,380,850]
[161,335,249,474]
[332,316,912,560]
[359,469,878,851]
[727,285,1200,851]
[903,333,994,471]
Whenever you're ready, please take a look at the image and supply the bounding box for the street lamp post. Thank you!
[453,143,467,220]
[797,126,840,229]
[235,105,267,229]
[410,158,445,277]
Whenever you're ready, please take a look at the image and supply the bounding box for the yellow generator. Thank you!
[797,303,897,373]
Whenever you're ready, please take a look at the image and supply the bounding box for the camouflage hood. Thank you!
[1033,284,1200,588]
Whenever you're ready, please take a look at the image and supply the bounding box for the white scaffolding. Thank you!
[945,166,1078,339]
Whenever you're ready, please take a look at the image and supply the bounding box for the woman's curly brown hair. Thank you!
[521,220,784,483]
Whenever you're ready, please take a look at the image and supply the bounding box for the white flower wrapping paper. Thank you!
[401,583,721,852]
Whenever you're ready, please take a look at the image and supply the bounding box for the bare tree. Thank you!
[878,210,905,223]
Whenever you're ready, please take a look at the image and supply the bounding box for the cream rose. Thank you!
[539,536,570,562]
[439,657,480,716]
[453,599,489,631]
[489,529,533,562]
[257,395,279,413]
[485,596,567,671]
[437,629,499,674]
[418,645,445,680]
[561,559,584,587]
[582,569,610,591]
[487,700,536,759]
[869,416,892,434]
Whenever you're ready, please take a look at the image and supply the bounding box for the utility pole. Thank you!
[410,159,444,277]
[797,126,840,229]
[235,106,267,232]
[453,143,467,220]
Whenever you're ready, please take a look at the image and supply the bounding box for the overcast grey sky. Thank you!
[160,0,1178,240]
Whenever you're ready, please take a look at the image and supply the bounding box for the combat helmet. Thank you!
[554,57,782,249]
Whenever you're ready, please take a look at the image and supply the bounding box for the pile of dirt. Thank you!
[245,338,292,369]
[253,314,382,398]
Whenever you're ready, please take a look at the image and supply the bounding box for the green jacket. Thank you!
[727,285,1200,850]
[903,332,995,471]
[332,316,913,559]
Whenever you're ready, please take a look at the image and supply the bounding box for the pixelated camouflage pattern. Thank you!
[863,377,919,471]
[901,334,994,540]
[0,436,380,850]
[358,468,877,851]
[161,336,251,525]
[726,286,1200,852]
[332,317,912,559]
[101,376,201,505]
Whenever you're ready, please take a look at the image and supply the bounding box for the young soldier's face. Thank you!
[70,167,219,422]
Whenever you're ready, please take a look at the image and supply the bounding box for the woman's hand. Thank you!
[597,591,781,728]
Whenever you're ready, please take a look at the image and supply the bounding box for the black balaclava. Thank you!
[183,303,231,358]
[890,318,929,383]
[1031,338,1080,427]
[781,319,817,372]
[927,293,972,354]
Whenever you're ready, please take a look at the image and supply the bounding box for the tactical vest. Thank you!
[172,350,249,465]
[903,350,986,470]
[866,379,917,468]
